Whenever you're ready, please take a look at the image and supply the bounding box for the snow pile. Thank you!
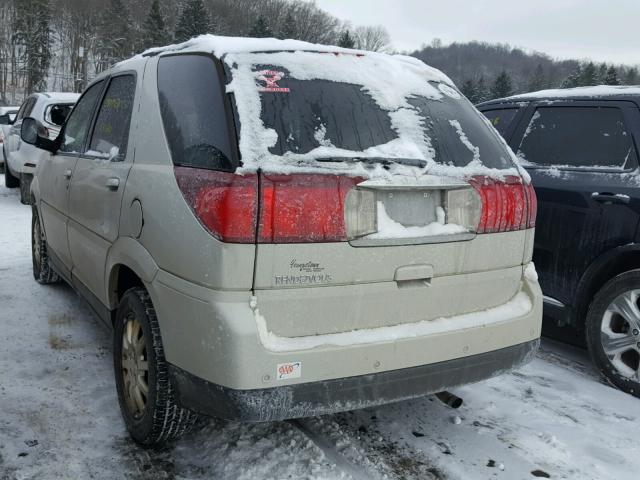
[251,291,532,352]
[367,202,467,239]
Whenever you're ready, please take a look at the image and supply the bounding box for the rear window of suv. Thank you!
[158,54,237,172]
[517,106,637,170]
[482,108,519,136]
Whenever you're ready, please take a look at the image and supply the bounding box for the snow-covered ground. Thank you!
[0,175,638,480]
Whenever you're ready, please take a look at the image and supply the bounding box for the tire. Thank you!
[114,287,198,446]
[586,270,640,398]
[4,159,19,188]
[32,207,60,284]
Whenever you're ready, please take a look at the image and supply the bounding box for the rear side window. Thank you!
[16,97,36,122]
[157,55,236,171]
[88,75,136,159]
[60,81,105,154]
[518,106,637,169]
[482,108,519,136]
[45,103,74,127]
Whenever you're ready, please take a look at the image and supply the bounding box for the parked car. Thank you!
[478,86,640,397]
[4,92,78,203]
[22,36,542,446]
[0,105,19,172]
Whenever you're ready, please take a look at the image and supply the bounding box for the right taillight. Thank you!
[469,175,536,233]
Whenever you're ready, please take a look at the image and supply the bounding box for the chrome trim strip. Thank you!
[543,295,564,308]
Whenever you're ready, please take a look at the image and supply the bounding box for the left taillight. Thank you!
[174,167,362,243]
[174,166,258,243]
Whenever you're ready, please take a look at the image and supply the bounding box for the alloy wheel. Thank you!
[121,314,149,419]
[601,289,640,381]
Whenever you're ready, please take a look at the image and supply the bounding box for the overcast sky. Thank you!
[316,0,640,65]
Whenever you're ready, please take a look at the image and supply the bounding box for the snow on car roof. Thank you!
[140,34,454,85]
[39,92,81,102]
[503,85,640,101]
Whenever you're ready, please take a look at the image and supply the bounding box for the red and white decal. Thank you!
[277,361,302,380]
[256,70,290,92]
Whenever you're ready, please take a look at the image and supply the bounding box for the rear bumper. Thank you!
[168,339,539,421]
[150,264,542,391]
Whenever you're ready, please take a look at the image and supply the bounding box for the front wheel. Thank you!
[4,160,19,188]
[32,207,59,284]
[114,287,198,446]
[586,270,640,398]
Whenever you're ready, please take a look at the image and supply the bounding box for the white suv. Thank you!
[4,92,78,203]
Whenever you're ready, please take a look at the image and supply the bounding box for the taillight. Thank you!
[469,175,536,233]
[258,174,360,242]
[174,167,361,243]
[174,167,258,243]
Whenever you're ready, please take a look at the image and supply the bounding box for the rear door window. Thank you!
[482,108,519,137]
[157,54,236,172]
[88,75,136,160]
[59,80,105,154]
[517,106,637,169]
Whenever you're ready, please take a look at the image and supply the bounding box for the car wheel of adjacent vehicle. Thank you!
[586,270,640,398]
[114,287,198,446]
[4,161,19,188]
[32,207,60,284]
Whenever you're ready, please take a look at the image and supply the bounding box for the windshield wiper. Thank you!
[315,156,427,168]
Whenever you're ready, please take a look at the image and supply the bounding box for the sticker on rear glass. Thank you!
[256,70,290,92]
[277,361,301,380]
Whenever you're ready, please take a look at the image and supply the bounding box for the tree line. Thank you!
[0,0,390,104]
[1,1,639,106]
[414,39,639,103]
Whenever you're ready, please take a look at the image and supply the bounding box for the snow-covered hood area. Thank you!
[143,35,525,182]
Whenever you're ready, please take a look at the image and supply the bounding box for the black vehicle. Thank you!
[478,87,640,397]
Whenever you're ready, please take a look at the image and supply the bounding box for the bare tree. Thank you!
[354,25,391,52]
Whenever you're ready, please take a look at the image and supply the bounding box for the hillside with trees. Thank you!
[412,40,639,103]
[0,0,390,104]
[1,0,638,105]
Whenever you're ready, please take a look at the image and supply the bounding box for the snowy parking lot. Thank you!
[0,176,638,480]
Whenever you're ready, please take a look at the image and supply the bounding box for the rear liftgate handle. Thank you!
[591,192,630,205]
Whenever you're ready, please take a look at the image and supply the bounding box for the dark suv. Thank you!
[478,87,640,397]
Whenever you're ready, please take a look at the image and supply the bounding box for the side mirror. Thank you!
[21,117,57,152]
[0,114,10,125]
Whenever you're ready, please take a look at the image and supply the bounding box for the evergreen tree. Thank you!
[14,0,52,92]
[475,76,488,103]
[561,65,582,88]
[597,62,608,84]
[142,0,169,50]
[337,30,355,49]
[96,0,133,71]
[528,64,547,92]
[580,62,598,86]
[175,0,211,42]
[604,65,620,85]
[490,70,513,99]
[625,67,639,85]
[460,79,477,102]
[249,16,273,38]
[278,11,296,39]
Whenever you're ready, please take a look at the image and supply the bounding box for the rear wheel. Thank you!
[4,160,19,188]
[114,287,198,446]
[32,207,59,284]
[586,271,640,398]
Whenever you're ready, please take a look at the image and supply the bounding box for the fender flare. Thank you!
[574,243,640,322]
[105,237,159,310]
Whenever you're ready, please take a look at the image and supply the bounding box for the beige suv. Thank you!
[22,36,542,446]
